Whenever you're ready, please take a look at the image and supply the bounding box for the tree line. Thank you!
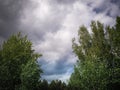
[34,79,79,90]
[0,16,120,90]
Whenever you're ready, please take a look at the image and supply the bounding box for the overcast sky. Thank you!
[0,0,120,83]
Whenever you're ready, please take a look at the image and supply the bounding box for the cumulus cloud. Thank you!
[0,0,120,82]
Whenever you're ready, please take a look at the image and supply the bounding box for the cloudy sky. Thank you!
[0,0,120,82]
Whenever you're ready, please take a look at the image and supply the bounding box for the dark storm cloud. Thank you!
[0,0,29,39]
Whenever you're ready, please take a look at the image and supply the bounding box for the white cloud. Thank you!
[93,13,115,25]
[34,30,72,62]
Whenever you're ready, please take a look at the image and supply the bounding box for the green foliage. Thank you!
[0,33,42,90]
[69,16,120,90]
[36,79,67,90]
[38,79,49,90]
[49,80,67,90]
[20,60,42,90]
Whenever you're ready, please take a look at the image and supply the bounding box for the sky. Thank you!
[0,0,120,83]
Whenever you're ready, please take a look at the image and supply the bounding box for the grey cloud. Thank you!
[39,52,75,82]
[52,0,78,5]
[41,60,73,82]
[111,0,120,7]
[40,58,73,76]
[19,0,74,42]
[91,0,120,17]
[0,0,30,40]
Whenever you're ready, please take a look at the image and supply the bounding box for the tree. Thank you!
[49,80,57,90]
[49,80,67,90]
[38,79,49,90]
[69,16,120,90]
[20,59,42,90]
[0,33,42,90]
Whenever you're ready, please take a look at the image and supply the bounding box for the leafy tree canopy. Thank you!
[0,32,42,90]
[69,16,120,90]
